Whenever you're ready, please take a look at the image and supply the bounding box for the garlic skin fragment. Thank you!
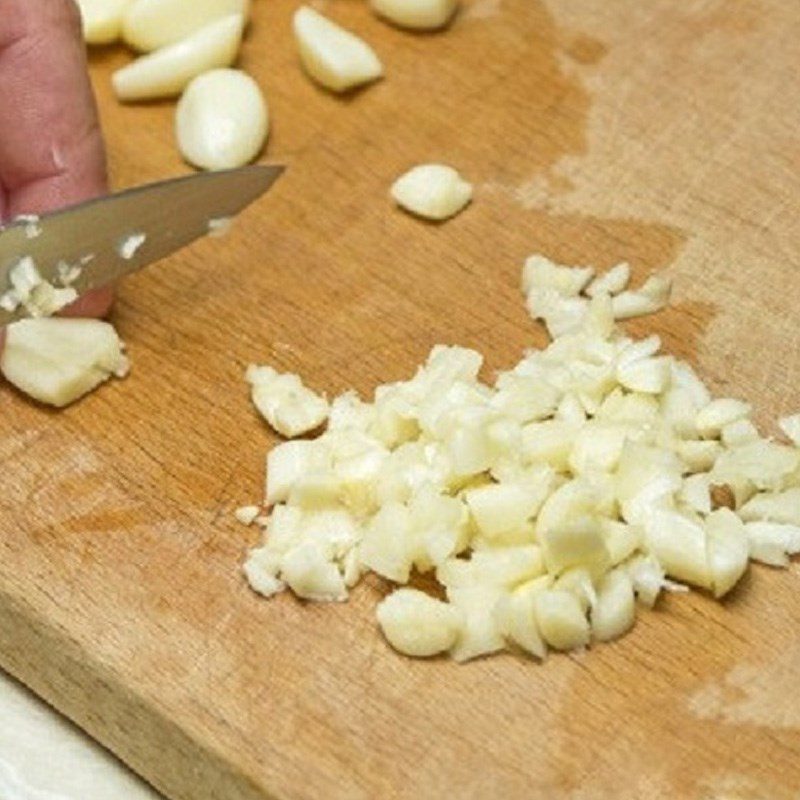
[122,0,250,52]
[246,365,329,438]
[1,319,129,408]
[176,69,269,171]
[293,6,383,93]
[391,164,473,221]
[370,0,458,31]
[76,0,133,44]
[377,589,463,657]
[112,14,245,102]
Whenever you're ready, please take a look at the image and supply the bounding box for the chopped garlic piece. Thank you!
[779,414,800,447]
[176,69,269,171]
[234,505,260,525]
[738,488,800,526]
[1,319,128,407]
[118,232,147,260]
[76,0,133,45]
[240,249,798,664]
[612,274,672,320]
[493,583,547,659]
[745,522,800,567]
[696,398,751,439]
[3,257,78,318]
[15,214,42,239]
[122,0,250,52]
[616,355,671,394]
[293,6,383,93]
[207,217,233,237]
[391,164,473,222]
[370,0,458,30]
[586,262,631,297]
[522,254,593,297]
[243,547,285,598]
[591,568,635,642]
[113,14,245,101]
[281,542,348,602]
[247,365,329,438]
[377,589,463,657]
[534,589,589,651]
[447,586,505,662]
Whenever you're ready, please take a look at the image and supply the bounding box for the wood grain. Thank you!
[2,1,800,798]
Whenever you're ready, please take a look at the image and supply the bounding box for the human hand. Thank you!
[0,0,113,353]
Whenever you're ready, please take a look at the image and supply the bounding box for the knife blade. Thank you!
[0,163,285,326]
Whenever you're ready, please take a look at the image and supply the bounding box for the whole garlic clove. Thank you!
[1,318,129,408]
[122,0,250,52]
[76,0,134,45]
[176,69,268,170]
[391,164,473,221]
[112,14,245,102]
[293,6,384,93]
[370,0,459,31]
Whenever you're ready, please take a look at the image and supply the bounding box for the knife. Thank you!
[0,164,285,326]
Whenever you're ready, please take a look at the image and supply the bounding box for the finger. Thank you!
[60,286,115,319]
[0,0,107,217]
[0,0,113,359]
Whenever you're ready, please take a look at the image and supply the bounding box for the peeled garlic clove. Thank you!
[370,0,458,31]
[76,0,134,44]
[1,318,128,408]
[293,6,383,93]
[176,69,268,170]
[113,14,244,101]
[377,589,463,657]
[122,0,250,52]
[391,164,473,221]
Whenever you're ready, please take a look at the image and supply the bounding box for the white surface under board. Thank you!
[0,669,162,800]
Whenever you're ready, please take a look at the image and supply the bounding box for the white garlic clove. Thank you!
[1,318,129,408]
[122,0,250,52]
[293,6,383,93]
[391,164,473,221]
[176,69,268,170]
[112,14,245,102]
[76,0,134,44]
[370,0,458,31]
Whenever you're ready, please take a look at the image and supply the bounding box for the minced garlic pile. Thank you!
[239,254,800,662]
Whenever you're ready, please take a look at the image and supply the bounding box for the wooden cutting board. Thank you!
[2,1,799,798]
